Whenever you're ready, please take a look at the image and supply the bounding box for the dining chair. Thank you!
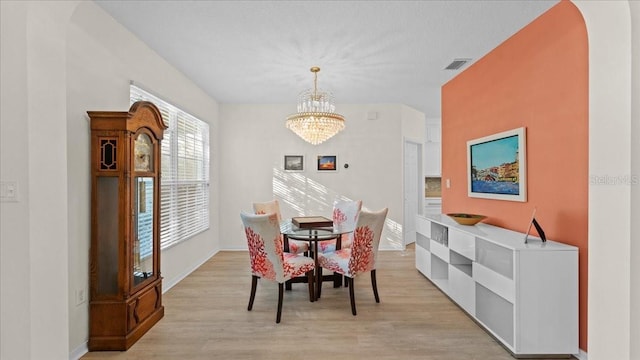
[317,208,388,315]
[240,212,315,323]
[252,199,309,255]
[318,199,362,253]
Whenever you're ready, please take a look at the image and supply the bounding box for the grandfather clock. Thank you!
[88,101,167,350]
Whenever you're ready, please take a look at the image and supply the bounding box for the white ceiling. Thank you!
[94,0,558,117]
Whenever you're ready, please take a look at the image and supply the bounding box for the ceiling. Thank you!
[94,0,558,117]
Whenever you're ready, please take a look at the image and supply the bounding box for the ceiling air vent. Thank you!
[444,58,471,70]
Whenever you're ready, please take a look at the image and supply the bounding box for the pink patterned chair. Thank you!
[317,208,388,315]
[240,212,315,323]
[318,199,362,253]
[253,199,310,255]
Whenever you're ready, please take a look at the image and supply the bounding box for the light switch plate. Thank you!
[0,181,19,202]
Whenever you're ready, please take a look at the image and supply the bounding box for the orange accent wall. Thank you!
[441,1,588,351]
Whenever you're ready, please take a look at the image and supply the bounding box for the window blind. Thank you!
[130,84,210,250]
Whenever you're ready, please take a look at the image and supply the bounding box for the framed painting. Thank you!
[467,127,526,202]
[317,155,337,171]
[284,155,304,172]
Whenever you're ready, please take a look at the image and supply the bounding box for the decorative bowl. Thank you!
[447,213,487,226]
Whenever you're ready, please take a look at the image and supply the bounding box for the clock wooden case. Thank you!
[88,101,167,350]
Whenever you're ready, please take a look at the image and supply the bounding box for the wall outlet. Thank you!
[0,181,18,202]
[76,288,87,305]
[446,179,451,188]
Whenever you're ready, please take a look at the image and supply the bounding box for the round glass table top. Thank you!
[280,219,353,240]
[284,228,339,241]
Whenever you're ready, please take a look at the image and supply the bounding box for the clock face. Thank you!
[134,133,153,172]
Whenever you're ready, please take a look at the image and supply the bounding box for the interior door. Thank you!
[403,140,422,247]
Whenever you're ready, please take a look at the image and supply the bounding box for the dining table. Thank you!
[280,217,351,300]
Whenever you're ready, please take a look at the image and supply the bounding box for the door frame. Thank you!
[403,138,424,248]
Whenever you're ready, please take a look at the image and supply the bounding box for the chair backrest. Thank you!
[332,199,362,233]
[348,208,388,276]
[240,212,288,283]
[252,199,282,222]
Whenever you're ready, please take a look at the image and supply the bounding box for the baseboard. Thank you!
[162,248,218,292]
[573,349,587,360]
[69,342,88,360]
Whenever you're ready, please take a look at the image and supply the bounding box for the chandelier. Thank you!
[286,66,345,145]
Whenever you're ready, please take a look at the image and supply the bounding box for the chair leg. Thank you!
[348,276,357,316]
[317,268,323,300]
[307,271,315,302]
[248,275,258,311]
[333,271,342,288]
[276,283,284,323]
[371,269,380,303]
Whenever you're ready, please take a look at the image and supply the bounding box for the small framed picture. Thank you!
[317,155,338,171]
[284,155,304,172]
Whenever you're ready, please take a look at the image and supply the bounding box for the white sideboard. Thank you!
[415,214,578,357]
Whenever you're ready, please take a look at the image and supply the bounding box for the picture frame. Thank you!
[467,127,526,202]
[317,155,338,171]
[284,155,304,172]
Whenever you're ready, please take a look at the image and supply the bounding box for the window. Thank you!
[131,84,210,250]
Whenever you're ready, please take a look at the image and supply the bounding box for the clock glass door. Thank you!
[133,176,154,287]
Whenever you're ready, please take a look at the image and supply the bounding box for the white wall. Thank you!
[1,1,637,360]
[219,103,424,251]
[1,2,221,359]
[629,3,639,359]
[574,1,638,359]
[66,2,221,356]
[2,1,36,358]
[401,106,426,145]
[1,2,76,359]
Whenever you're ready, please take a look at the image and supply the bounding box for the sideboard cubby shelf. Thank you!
[414,214,578,358]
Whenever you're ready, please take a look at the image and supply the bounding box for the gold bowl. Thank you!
[447,213,487,226]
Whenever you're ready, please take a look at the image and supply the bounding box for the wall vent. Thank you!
[445,58,471,70]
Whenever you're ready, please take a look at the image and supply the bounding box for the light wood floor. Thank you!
[81,245,569,360]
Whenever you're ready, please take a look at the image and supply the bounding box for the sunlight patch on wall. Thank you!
[272,168,335,215]
[273,168,403,250]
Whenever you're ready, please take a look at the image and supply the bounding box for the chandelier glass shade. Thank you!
[286,67,345,145]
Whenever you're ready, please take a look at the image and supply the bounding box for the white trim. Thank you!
[402,138,424,248]
[573,349,588,360]
[162,249,218,292]
[68,342,88,360]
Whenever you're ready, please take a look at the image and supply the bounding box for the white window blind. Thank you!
[130,84,210,250]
